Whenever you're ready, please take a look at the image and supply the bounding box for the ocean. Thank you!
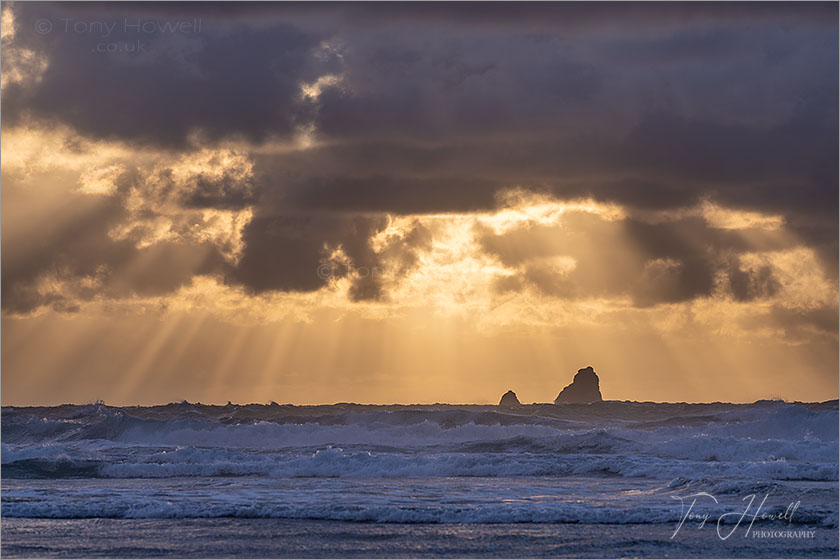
[1,400,837,557]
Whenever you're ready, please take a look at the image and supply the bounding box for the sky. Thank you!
[1,1,838,405]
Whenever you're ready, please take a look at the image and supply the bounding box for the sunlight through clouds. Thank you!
[1,1,836,405]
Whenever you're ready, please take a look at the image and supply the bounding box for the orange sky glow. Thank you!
[1,3,837,405]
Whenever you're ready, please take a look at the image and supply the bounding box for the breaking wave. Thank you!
[2,400,836,480]
[2,400,836,523]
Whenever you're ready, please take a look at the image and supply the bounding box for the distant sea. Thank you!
[2,400,838,558]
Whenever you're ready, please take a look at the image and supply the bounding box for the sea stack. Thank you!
[555,366,603,404]
[499,390,521,407]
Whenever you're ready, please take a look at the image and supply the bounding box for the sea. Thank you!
[1,400,838,558]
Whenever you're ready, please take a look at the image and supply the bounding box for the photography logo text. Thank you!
[34,17,203,55]
[671,492,811,541]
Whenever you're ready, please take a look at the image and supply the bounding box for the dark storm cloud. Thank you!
[149,159,256,210]
[479,213,802,307]
[348,218,434,303]
[619,112,838,215]
[227,210,437,301]
[36,2,834,31]
[249,104,837,217]
[727,262,780,302]
[229,214,387,295]
[2,1,836,306]
[275,175,503,215]
[2,2,327,147]
[6,2,836,151]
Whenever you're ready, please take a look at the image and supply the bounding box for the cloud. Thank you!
[1,1,836,326]
[0,191,228,314]
[228,213,387,295]
[476,207,826,308]
[2,3,326,147]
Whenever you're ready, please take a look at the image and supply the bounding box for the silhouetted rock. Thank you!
[499,390,521,407]
[555,366,603,404]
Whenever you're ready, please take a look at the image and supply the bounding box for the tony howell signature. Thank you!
[671,492,802,540]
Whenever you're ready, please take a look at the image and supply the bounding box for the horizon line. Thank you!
[3,397,838,408]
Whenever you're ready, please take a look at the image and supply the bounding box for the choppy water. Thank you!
[2,400,838,557]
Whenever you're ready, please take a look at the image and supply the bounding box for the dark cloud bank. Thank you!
[2,2,837,318]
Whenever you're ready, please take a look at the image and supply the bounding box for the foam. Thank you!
[3,402,836,478]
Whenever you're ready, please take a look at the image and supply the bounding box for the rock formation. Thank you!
[498,390,521,407]
[554,366,603,404]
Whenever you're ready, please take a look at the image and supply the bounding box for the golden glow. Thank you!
[1,6,49,91]
[699,201,785,231]
[2,124,836,406]
[637,199,785,231]
[78,164,125,195]
[300,74,343,101]
[481,189,626,234]
[739,248,836,310]
[1,126,256,263]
